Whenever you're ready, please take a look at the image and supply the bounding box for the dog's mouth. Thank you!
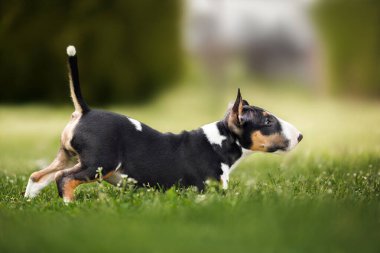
[266,144,289,153]
[276,117,303,152]
[265,132,303,153]
[277,133,303,153]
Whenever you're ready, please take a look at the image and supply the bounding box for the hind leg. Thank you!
[25,148,71,198]
[55,165,100,203]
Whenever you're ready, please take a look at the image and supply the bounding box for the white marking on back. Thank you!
[128,117,142,131]
[201,122,226,147]
[220,163,230,189]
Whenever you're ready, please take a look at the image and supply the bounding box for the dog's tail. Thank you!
[66,45,90,113]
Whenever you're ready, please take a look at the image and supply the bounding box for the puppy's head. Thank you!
[226,89,303,153]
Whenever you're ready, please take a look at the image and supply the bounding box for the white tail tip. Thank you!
[66,45,76,56]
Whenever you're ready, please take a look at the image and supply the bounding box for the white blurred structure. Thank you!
[184,0,320,84]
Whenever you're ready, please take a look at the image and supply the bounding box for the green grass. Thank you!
[0,84,380,253]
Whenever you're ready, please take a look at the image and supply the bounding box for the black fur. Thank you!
[56,46,302,197]
[236,105,285,150]
[71,110,242,190]
[68,54,90,113]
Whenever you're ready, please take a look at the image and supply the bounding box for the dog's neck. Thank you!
[201,121,249,169]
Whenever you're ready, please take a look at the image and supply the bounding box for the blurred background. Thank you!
[1,0,379,105]
[1,0,379,166]
[1,2,380,252]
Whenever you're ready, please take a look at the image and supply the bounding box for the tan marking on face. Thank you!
[263,111,270,116]
[61,111,81,154]
[250,131,287,152]
[63,179,82,202]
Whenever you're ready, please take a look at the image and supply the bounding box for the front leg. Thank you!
[55,164,99,203]
[220,163,230,190]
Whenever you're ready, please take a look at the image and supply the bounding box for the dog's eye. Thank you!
[264,117,271,126]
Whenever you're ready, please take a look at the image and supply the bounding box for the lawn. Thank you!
[0,83,379,253]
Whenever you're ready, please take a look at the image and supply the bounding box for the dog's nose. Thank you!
[297,134,303,142]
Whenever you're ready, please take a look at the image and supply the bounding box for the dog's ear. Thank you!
[227,88,244,134]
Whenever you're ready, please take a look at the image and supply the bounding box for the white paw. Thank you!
[63,197,73,204]
[24,178,40,198]
[24,173,55,199]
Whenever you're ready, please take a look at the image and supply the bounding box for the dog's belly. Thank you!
[70,109,221,190]
[106,164,207,190]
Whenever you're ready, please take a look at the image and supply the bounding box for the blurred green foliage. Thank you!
[314,0,380,98]
[0,0,182,104]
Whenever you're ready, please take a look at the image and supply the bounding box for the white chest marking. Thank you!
[220,163,230,190]
[201,122,226,147]
[128,117,142,131]
[219,147,252,189]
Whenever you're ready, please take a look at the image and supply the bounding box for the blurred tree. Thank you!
[314,0,380,98]
[0,0,182,104]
